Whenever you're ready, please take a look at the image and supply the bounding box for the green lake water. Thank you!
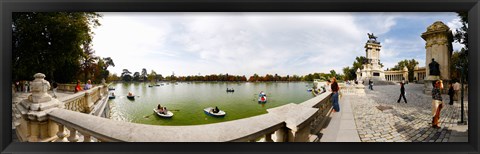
[108,82,314,126]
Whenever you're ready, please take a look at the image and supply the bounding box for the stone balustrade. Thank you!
[56,83,102,92]
[58,85,108,113]
[46,91,333,142]
[56,84,77,92]
[339,84,366,96]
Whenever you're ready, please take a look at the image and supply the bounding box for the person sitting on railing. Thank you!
[74,80,83,93]
[84,80,93,90]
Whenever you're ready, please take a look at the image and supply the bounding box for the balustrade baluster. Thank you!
[83,134,92,142]
[54,124,68,142]
[265,132,274,142]
[66,127,79,142]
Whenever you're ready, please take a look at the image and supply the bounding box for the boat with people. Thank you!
[258,91,267,103]
[127,92,135,100]
[258,95,267,103]
[204,107,226,117]
[153,108,174,118]
[226,88,234,92]
[108,87,115,91]
[109,92,116,99]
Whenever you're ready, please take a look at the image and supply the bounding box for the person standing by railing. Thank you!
[331,77,340,112]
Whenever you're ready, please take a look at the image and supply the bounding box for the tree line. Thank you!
[12,12,114,84]
[111,68,343,82]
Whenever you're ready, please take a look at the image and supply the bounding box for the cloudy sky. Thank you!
[91,12,463,77]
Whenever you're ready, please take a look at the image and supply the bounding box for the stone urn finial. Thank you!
[28,73,52,103]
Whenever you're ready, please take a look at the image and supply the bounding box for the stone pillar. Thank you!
[14,73,64,142]
[267,103,317,142]
[421,21,453,94]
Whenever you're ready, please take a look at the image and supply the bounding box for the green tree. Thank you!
[100,57,115,82]
[148,70,157,82]
[391,59,419,81]
[12,12,101,83]
[79,43,99,82]
[141,68,148,82]
[453,12,468,81]
[133,72,140,81]
[121,69,132,81]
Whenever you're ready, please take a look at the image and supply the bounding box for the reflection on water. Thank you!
[109,82,313,126]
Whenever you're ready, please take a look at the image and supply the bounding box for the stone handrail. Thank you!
[46,91,333,142]
[56,83,101,92]
[58,85,108,113]
[340,84,366,96]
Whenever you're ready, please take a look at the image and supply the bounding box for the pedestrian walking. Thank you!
[15,81,20,92]
[448,82,454,105]
[453,81,460,101]
[397,82,407,103]
[431,80,444,129]
[331,77,340,112]
[368,79,374,90]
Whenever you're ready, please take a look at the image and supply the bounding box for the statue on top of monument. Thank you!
[367,33,378,41]
[429,58,440,76]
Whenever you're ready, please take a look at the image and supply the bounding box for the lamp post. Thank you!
[457,56,467,125]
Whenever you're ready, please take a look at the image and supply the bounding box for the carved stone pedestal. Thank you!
[14,73,64,142]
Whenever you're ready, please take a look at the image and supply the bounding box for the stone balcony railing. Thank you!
[56,83,101,93]
[46,92,333,142]
[57,85,109,114]
[339,84,366,96]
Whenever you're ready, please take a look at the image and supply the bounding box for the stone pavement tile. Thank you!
[339,120,357,129]
[350,84,468,142]
[336,129,361,142]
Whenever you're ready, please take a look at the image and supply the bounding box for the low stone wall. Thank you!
[46,90,333,142]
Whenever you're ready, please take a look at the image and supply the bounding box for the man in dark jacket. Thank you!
[397,82,407,103]
[368,79,373,90]
[448,82,454,105]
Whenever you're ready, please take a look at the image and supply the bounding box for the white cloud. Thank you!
[91,12,460,77]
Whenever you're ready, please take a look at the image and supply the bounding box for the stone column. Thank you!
[267,103,317,142]
[14,73,64,142]
[421,21,453,94]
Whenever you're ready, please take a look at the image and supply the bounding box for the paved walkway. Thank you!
[319,84,468,142]
[319,94,361,142]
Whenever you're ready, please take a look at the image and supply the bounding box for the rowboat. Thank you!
[127,95,135,100]
[258,96,267,103]
[203,107,226,117]
[153,109,174,118]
